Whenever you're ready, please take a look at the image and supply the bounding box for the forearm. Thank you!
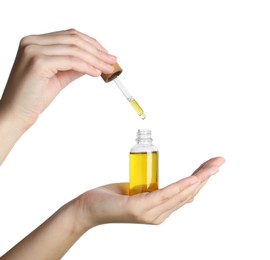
[0,104,26,165]
[1,199,89,260]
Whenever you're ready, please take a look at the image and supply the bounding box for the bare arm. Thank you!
[0,201,83,260]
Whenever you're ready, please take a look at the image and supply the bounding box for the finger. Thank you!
[70,30,109,53]
[151,179,210,224]
[20,33,116,64]
[142,158,225,224]
[40,29,109,53]
[134,157,224,213]
[145,180,201,223]
[141,176,200,210]
[189,179,208,200]
[192,157,225,175]
[192,165,220,182]
[155,171,220,224]
[55,71,84,87]
[36,55,102,77]
[192,156,225,180]
[26,44,114,73]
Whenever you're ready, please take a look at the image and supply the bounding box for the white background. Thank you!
[0,0,269,259]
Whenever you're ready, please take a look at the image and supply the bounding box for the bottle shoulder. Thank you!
[130,143,158,153]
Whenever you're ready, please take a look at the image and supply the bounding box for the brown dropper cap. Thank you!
[101,63,123,82]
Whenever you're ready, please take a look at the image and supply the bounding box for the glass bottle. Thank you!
[129,129,158,195]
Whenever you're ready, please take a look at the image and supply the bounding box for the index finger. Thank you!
[42,29,109,53]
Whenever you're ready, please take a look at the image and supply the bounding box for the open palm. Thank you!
[77,156,225,230]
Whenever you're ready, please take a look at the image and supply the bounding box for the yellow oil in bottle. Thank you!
[128,98,146,120]
[129,151,158,195]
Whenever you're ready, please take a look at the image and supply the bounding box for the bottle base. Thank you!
[129,183,158,196]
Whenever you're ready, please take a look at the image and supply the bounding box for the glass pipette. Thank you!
[114,77,146,120]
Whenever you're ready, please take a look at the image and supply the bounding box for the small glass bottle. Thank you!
[129,129,158,195]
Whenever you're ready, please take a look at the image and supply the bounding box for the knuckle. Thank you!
[22,44,37,56]
[94,53,105,64]
[29,54,46,70]
[69,34,81,45]
[95,49,108,60]
[187,197,195,203]
[19,43,40,64]
[66,55,76,64]
[159,192,171,203]
[65,29,82,45]
[95,48,102,56]
[66,28,78,34]
[19,35,34,47]
[69,44,80,53]
[160,194,169,203]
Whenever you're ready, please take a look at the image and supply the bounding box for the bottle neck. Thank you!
[136,129,153,144]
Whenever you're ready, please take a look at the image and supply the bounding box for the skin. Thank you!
[0,29,225,259]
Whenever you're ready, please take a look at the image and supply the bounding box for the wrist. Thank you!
[56,199,88,239]
[0,102,28,164]
[0,100,33,134]
[71,193,97,234]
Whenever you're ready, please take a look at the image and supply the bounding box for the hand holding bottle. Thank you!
[2,156,224,259]
[76,156,225,229]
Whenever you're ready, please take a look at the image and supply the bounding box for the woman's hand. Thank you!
[0,29,117,130]
[76,156,225,230]
[1,157,225,259]
[0,29,116,164]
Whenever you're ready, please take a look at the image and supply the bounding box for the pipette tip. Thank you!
[140,113,146,120]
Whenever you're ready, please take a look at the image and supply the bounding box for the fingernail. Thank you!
[104,64,114,73]
[94,69,102,76]
[108,54,117,60]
